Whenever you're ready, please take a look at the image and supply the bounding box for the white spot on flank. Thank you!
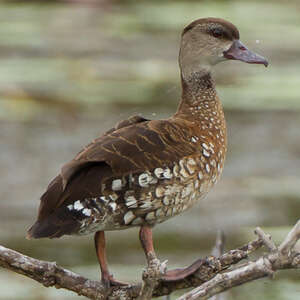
[67,204,73,210]
[74,200,84,211]
[82,208,92,217]
[203,149,210,157]
[191,136,197,143]
[124,211,135,224]
[205,164,211,173]
[154,168,164,178]
[202,143,209,150]
[112,179,122,191]
[109,202,117,211]
[163,168,173,179]
[100,196,108,203]
[139,173,152,187]
[125,195,138,208]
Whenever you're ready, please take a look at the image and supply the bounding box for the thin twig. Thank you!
[254,227,277,252]
[279,220,300,255]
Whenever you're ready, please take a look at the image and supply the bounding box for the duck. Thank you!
[27,17,268,286]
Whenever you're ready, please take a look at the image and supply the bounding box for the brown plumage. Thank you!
[27,17,268,285]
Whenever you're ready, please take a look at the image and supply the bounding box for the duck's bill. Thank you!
[223,40,268,67]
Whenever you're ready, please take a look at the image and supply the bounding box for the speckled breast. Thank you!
[67,138,226,235]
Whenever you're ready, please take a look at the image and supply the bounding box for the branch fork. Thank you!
[138,252,168,300]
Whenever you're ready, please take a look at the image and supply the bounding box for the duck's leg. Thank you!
[139,226,204,282]
[139,225,155,256]
[94,231,127,287]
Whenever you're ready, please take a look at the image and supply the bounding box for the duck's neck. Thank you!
[176,71,217,116]
[175,70,226,145]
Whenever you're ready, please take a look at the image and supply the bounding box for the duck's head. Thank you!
[179,18,268,79]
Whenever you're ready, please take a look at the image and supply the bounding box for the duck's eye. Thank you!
[211,28,223,38]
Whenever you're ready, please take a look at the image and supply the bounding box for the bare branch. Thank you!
[279,219,300,255]
[0,237,261,299]
[177,221,300,300]
[0,245,107,300]
[254,227,277,252]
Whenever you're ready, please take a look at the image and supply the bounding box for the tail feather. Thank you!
[27,163,111,239]
[27,212,80,239]
[26,220,60,239]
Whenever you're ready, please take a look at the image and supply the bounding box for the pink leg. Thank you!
[139,225,204,282]
[139,225,155,256]
[94,231,127,286]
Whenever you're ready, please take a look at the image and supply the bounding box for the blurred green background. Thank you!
[0,0,299,299]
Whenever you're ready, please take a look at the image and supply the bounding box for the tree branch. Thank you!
[0,220,299,300]
[0,245,107,299]
[177,220,300,300]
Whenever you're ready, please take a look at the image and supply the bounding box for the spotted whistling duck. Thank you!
[27,18,268,286]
